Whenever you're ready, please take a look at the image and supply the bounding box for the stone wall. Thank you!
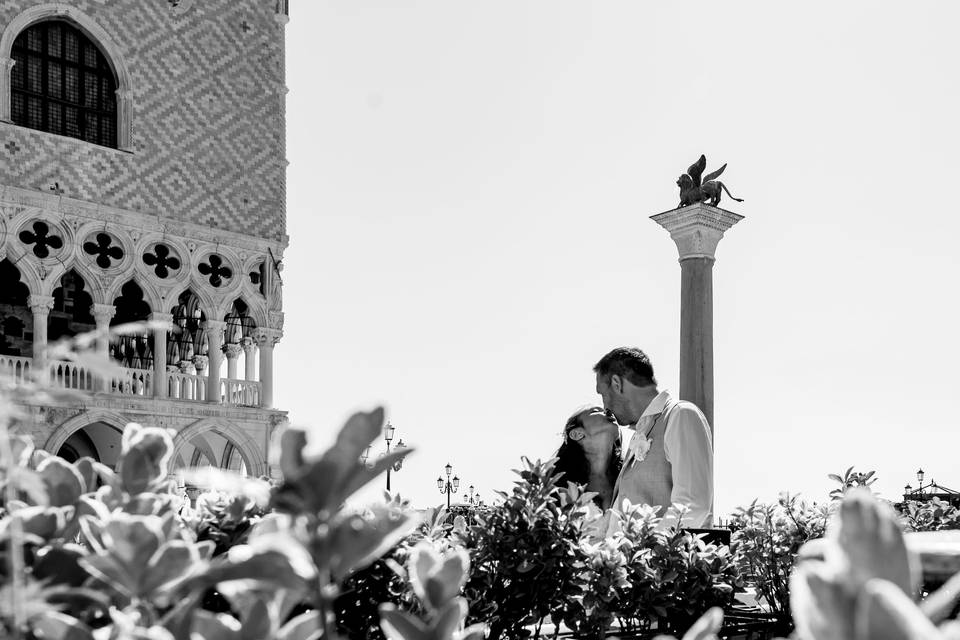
[0,0,287,242]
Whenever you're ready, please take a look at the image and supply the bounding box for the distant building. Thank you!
[0,0,290,477]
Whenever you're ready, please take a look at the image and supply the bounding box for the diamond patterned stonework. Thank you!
[0,0,287,242]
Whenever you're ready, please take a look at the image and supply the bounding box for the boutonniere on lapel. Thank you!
[627,432,652,465]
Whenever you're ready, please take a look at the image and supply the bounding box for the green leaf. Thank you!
[29,611,95,640]
[37,457,85,506]
[379,604,428,640]
[142,540,204,596]
[430,599,466,640]
[7,466,49,506]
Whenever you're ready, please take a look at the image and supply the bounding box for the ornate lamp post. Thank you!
[467,484,484,507]
[359,421,406,492]
[437,462,460,508]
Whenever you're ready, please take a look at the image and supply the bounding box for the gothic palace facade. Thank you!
[0,0,290,478]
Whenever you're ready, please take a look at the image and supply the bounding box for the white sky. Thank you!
[276,1,960,515]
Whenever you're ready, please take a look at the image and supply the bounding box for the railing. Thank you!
[167,371,207,402]
[0,354,33,385]
[49,360,95,391]
[11,360,262,408]
[221,378,261,407]
[109,368,153,396]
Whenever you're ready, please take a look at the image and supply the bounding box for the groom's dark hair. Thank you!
[593,347,657,388]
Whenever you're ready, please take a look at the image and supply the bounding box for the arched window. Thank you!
[10,20,117,148]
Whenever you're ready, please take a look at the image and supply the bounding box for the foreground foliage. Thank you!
[0,405,420,640]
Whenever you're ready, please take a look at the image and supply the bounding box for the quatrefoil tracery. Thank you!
[18,221,63,259]
[143,244,181,279]
[83,233,124,269]
[198,254,232,288]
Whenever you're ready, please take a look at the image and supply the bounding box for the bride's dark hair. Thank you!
[553,407,622,507]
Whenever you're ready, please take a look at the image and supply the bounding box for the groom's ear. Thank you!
[611,374,623,394]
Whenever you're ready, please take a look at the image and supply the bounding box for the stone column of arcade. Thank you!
[28,295,55,370]
[91,304,116,392]
[224,343,242,403]
[205,321,226,404]
[242,337,257,405]
[255,329,280,409]
[150,312,172,398]
[650,202,743,438]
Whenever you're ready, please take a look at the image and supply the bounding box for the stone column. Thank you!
[167,365,181,399]
[255,329,280,409]
[90,304,116,392]
[224,343,242,380]
[650,202,743,437]
[90,304,116,358]
[223,343,242,404]
[204,321,226,404]
[150,312,172,398]
[242,337,256,380]
[28,295,55,369]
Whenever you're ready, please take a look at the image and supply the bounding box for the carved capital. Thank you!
[223,343,243,359]
[253,327,282,348]
[90,303,116,324]
[192,355,208,371]
[650,202,744,261]
[203,320,227,332]
[28,294,55,314]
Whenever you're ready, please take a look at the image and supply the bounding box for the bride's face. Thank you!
[569,408,619,454]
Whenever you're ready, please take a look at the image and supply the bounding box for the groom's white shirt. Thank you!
[621,390,713,530]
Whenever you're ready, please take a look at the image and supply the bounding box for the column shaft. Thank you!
[679,257,715,433]
[205,322,225,403]
[258,338,274,409]
[28,295,54,370]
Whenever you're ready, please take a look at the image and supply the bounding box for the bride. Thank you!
[554,407,622,513]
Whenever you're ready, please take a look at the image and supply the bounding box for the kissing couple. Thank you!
[554,347,714,535]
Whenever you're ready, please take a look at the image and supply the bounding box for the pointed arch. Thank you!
[43,408,130,454]
[171,418,265,477]
[0,4,132,150]
[104,272,163,316]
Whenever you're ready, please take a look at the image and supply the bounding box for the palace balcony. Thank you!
[1,353,264,408]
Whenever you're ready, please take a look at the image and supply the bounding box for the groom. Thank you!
[594,347,713,530]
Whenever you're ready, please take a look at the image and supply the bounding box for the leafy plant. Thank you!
[457,457,595,639]
[378,542,485,640]
[828,466,878,502]
[0,391,417,640]
[729,493,828,623]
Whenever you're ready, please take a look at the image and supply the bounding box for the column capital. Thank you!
[90,303,116,323]
[241,336,255,350]
[253,327,282,347]
[204,320,227,331]
[192,355,208,370]
[223,343,243,359]
[28,294,55,313]
[650,202,744,261]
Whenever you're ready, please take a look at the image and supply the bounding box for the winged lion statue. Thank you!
[676,155,743,208]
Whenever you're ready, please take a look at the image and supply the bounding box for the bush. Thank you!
[0,401,418,640]
[457,457,594,639]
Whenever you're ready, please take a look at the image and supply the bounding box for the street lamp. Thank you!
[467,484,483,506]
[438,462,460,508]
[358,421,406,492]
[917,469,925,487]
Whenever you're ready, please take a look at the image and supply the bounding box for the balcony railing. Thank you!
[167,371,208,402]
[0,354,33,386]
[49,360,95,392]
[221,378,262,407]
[0,355,263,407]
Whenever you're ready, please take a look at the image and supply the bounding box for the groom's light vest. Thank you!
[612,399,679,520]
